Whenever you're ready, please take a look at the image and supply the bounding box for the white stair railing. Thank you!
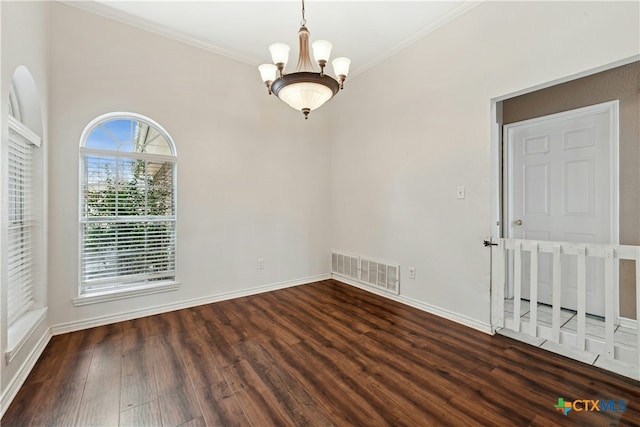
[491,238,640,372]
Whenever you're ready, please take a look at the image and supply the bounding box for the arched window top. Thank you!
[9,66,43,136]
[81,113,176,157]
[8,82,21,121]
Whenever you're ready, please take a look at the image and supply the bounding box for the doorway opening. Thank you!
[489,58,640,379]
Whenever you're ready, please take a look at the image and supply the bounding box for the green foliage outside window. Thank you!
[83,158,175,286]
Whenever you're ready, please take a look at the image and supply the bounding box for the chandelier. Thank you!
[258,0,351,119]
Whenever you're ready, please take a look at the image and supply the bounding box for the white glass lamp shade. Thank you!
[258,64,277,83]
[269,43,290,66]
[277,82,333,112]
[332,57,351,77]
[312,40,333,63]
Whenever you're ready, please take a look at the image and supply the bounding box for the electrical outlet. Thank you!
[408,267,416,279]
[257,258,264,269]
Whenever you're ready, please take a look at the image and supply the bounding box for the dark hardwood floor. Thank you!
[3,279,639,426]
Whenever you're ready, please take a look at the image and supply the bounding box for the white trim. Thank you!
[609,102,621,312]
[498,328,640,380]
[594,357,640,381]
[72,281,180,307]
[491,55,639,103]
[80,146,176,163]
[8,82,21,122]
[60,0,481,80]
[332,276,493,335]
[5,308,48,364]
[60,0,258,67]
[619,317,638,330]
[352,0,481,79]
[8,115,41,147]
[54,274,330,335]
[0,328,51,418]
[489,102,502,239]
[79,112,177,155]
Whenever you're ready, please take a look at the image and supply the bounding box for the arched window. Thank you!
[6,88,41,325]
[4,67,45,336]
[79,113,177,298]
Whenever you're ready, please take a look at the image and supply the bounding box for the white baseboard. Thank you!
[51,274,331,335]
[332,275,493,335]
[1,328,51,418]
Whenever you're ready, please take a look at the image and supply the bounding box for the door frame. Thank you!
[488,56,638,330]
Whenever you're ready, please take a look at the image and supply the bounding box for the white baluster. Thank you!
[529,243,539,338]
[513,242,522,333]
[552,244,562,343]
[604,247,615,359]
[576,246,586,351]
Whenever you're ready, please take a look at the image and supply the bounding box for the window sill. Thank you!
[6,307,48,364]
[72,281,180,307]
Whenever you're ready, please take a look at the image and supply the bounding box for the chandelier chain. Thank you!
[300,0,307,26]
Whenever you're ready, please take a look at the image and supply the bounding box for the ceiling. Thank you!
[71,1,478,78]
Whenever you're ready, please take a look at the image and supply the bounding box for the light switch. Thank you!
[456,186,465,199]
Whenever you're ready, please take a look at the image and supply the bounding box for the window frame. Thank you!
[8,82,21,122]
[6,115,41,325]
[75,112,179,305]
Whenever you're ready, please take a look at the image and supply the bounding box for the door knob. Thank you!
[514,219,523,226]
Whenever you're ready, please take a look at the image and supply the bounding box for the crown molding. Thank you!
[58,0,257,66]
[58,0,482,80]
[350,0,483,79]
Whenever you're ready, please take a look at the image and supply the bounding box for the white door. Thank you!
[505,101,618,317]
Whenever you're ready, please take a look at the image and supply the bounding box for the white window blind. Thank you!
[7,117,41,325]
[80,116,176,295]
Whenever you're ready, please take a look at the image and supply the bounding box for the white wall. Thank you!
[3,0,639,413]
[1,0,50,413]
[47,3,331,329]
[329,1,640,328]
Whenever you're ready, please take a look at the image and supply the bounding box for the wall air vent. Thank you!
[331,251,400,295]
[331,251,359,281]
[360,257,400,294]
